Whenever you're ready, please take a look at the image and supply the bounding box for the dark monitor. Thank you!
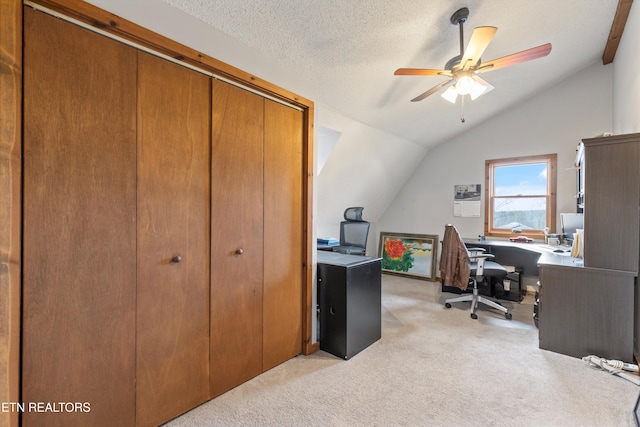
[561,213,584,240]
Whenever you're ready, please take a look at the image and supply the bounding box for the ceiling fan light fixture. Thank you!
[469,78,494,100]
[441,74,492,103]
[441,85,458,103]
[455,74,475,95]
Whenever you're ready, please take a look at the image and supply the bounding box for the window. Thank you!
[485,154,556,238]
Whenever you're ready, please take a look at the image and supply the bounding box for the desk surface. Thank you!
[537,252,584,268]
[462,238,580,276]
[317,251,380,268]
[464,238,572,255]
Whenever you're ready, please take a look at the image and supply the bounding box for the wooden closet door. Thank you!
[210,80,264,397]
[136,52,211,426]
[22,8,137,426]
[263,100,304,370]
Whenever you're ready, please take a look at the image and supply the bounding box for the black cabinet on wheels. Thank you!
[317,252,382,359]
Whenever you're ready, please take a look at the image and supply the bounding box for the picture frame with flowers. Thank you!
[378,232,438,281]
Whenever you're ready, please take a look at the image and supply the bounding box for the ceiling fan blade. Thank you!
[475,43,552,73]
[411,80,454,102]
[395,68,452,77]
[457,26,497,71]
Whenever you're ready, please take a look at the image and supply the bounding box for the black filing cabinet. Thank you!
[317,252,381,359]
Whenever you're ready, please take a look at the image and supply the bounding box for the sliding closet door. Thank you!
[263,100,304,370]
[22,8,137,426]
[136,52,211,426]
[210,80,264,397]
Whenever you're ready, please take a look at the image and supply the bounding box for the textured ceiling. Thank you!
[163,0,619,148]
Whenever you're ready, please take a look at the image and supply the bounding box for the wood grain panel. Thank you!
[539,265,634,361]
[583,136,640,271]
[263,101,303,370]
[302,105,317,355]
[136,52,211,426]
[22,8,137,425]
[210,80,264,397]
[0,2,22,426]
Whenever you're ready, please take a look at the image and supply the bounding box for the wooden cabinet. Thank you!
[583,134,640,272]
[263,99,304,371]
[538,133,640,363]
[22,7,307,425]
[135,52,211,426]
[583,134,640,359]
[210,81,303,397]
[210,81,265,397]
[23,9,138,426]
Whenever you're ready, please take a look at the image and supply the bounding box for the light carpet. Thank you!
[166,274,639,426]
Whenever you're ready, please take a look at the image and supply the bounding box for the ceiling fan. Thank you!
[395,7,552,108]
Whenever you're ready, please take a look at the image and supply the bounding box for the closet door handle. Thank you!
[235,248,244,255]
[170,255,182,263]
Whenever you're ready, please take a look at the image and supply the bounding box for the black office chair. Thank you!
[440,224,512,320]
[333,207,370,256]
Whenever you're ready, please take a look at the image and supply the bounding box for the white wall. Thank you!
[316,106,428,256]
[378,62,613,252]
[613,1,640,133]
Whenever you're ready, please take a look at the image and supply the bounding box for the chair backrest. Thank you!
[439,224,471,290]
[340,220,370,249]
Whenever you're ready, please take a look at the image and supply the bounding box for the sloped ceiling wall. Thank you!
[316,106,427,255]
[316,126,341,175]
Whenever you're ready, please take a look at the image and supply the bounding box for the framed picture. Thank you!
[378,232,438,281]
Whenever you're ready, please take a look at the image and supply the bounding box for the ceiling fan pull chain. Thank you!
[460,95,466,123]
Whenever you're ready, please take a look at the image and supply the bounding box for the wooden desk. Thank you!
[463,238,570,277]
[433,233,634,360]
[537,253,635,362]
[462,239,636,361]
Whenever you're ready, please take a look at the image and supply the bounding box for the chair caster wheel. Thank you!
[471,313,477,319]
[445,303,451,308]
[505,312,512,320]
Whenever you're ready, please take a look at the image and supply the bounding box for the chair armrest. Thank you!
[466,247,486,253]
[469,253,496,276]
[467,245,493,259]
[469,253,495,260]
[467,247,487,257]
[466,247,494,271]
[468,252,494,273]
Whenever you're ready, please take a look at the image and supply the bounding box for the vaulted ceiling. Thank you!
[162,0,624,149]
